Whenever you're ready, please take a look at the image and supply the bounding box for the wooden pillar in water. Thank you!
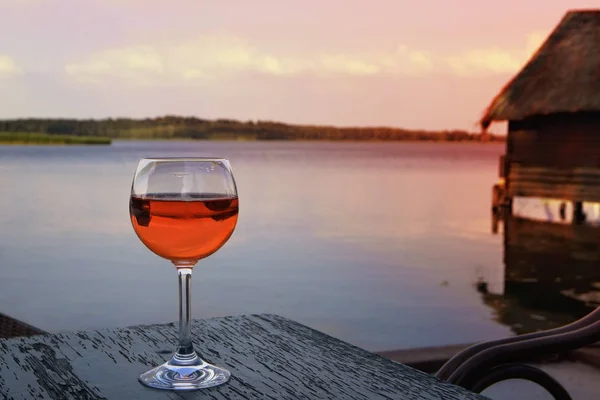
[573,201,586,224]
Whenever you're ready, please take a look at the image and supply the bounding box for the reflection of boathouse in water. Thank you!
[479,10,600,333]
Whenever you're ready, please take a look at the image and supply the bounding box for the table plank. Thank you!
[0,314,488,399]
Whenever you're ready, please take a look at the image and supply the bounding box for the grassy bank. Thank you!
[0,132,111,145]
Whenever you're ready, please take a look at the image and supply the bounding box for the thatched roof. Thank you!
[480,9,600,129]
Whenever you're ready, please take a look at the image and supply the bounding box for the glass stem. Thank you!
[173,266,197,364]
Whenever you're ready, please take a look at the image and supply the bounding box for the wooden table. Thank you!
[0,314,488,399]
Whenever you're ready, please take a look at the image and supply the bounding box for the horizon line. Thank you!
[0,114,497,135]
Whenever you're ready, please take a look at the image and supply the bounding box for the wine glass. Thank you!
[129,157,238,391]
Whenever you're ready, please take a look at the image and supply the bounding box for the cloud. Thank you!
[65,35,434,85]
[444,31,548,76]
[65,46,163,85]
[0,55,22,77]
[65,31,549,85]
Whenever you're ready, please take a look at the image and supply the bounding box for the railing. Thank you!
[437,307,600,400]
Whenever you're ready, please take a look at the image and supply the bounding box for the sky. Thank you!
[0,0,598,132]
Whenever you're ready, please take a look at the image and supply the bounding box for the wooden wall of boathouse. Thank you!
[503,112,600,203]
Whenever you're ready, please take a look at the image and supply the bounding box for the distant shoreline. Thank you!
[0,134,506,146]
[0,136,505,146]
[0,116,504,143]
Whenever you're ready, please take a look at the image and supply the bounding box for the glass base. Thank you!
[139,353,231,391]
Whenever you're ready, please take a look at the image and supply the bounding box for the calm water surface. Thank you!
[0,141,510,351]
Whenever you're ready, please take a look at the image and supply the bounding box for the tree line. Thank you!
[0,116,504,142]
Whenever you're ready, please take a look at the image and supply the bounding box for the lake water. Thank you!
[0,141,513,351]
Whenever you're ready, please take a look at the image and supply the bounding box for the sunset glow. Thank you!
[0,0,597,131]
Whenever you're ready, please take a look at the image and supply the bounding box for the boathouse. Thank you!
[482,9,600,221]
[482,10,600,291]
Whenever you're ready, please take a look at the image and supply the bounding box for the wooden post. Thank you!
[498,155,506,178]
[573,201,586,224]
[491,180,508,234]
